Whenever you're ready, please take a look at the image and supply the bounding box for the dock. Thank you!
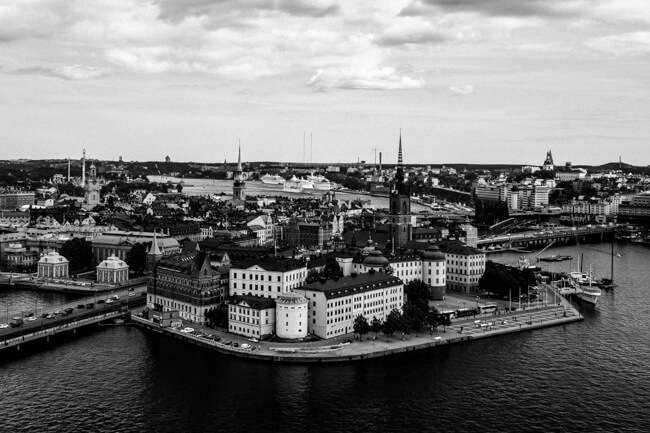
[130,303,583,363]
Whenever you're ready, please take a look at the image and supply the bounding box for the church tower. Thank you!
[232,143,246,202]
[84,160,102,209]
[389,131,412,250]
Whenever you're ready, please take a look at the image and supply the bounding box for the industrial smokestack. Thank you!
[379,152,382,173]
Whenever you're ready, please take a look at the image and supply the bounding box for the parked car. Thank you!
[86,303,94,309]
[77,304,85,309]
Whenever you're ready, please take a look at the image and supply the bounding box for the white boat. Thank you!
[308,174,331,191]
[299,177,314,189]
[569,270,602,306]
[283,176,303,193]
[260,174,285,185]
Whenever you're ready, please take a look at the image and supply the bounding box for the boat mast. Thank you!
[610,243,615,283]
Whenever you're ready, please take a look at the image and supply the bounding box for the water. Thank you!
[1,243,649,433]
[148,176,432,212]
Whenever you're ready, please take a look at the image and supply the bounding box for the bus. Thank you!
[476,304,498,314]
[455,308,476,318]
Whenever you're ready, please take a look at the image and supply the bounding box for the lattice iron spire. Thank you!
[397,129,403,167]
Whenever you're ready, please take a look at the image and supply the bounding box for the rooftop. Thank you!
[303,272,401,300]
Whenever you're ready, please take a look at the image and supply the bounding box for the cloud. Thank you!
[8,64,107,80]
[449,84,474,95]
[155,0,340,24]
[375,18,449,46]
[585,32,650,55]
[400,0,586,18]
[307,66,425,91]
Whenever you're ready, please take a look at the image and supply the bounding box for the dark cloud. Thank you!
[155,0,340,24]
[400,0,583,18]
[8,65,106,81]
[375,29,448,47]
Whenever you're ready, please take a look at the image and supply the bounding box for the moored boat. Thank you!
[282,176,303,193]
[260,174,286,185]
[539,255,573,262]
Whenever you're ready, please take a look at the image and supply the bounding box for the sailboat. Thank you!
[596,243,618,290]
[569,255,601,306]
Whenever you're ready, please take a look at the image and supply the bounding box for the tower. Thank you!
[81,149,86,185]
[543,150,554,171]
[232,142,246,202]
[389,131,411,250]
[146,230,164,274]
[84,158,102,209]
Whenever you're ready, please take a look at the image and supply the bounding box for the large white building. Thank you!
[275,292,309,339]
[438,241,486,294]
[37,251,69,279]
[96,254,129,285]
[294,273,404,339]
[228,295,276,339]
[229,258,307,299]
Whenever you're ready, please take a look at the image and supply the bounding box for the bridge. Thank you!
[0,289,146,354]
[477,225,617,250]
[0,273,148,295]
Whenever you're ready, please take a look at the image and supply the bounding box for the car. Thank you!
[128,287,135,292]
[54,310,63,315]
[223,340,232,346]
[105,299,114,304]
[41,313,49,318]
[27,317,37,322]
[209,335,221,342]
[180,327,195,333]
[24,312,34,318]
[86,303,94,308]
[0,323,9,329]
[64,307,74,314]
[45,314,54,319]
[77,304,85,309]
[97,299,105,304]
[248,338,259,343]
[110,295,119,300]
[128,292,137,297]
[233,342,239,348]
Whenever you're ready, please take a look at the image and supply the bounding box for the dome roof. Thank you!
[363,250,389,267]
[38,251,69,264]
[97,254,129,269]
[422,245,445,261]
[276,292,308,305]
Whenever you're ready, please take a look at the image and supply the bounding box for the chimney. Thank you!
[379,152,382,173]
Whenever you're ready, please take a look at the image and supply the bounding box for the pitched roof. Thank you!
[303,272,401,300]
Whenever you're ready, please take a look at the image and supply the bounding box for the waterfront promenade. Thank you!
[132,301,582,363]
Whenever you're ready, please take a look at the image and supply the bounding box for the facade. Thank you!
[294,273,404,339]
[438,241,485,294]
[96,254,129,285]
[147,251,227,323]
[228,295,276,339]
[275,292,309,339]
[0,192,35,210]
[618,192,650,224]
[37,251,69,279]
[92,230,181,264]
[84,163,103,209]
[285,220,333,249]
[246,214,274,245]
[421,245,447,299]
[561,196,621,224]
[229,258,307,299]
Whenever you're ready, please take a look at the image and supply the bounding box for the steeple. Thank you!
[397,129,403,168]
[81,149,86,185]
[149,230,162,256]
[237,141,242,172]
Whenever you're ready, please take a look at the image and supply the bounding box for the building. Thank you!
[228,295,276,339]
[438,241,485,294]
[617,192,650,224]
[421,245,447,299]
[147,251,227,323]
[294,272,404,339]
[542,150,554,171]
[389,133,412,249]
[96,255,129,285]
[92,230,181,264]
[37,251,69,279]
[0,191,35,210]
[229,258,307,299]
[232,145,246,204]
[275,292,309,339]
[246,214,274,245]
[84,162,104,209]
[284,219,333,249]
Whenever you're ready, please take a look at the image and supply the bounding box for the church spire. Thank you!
[397,129,403,167]
[237,140,242,172]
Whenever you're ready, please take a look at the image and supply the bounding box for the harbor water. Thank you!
[1,243,649,432]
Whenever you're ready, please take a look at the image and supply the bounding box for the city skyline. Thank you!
[1,1,649,165]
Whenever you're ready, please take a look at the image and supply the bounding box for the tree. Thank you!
[59,237,93,273]
[322,256,343,279]
[438,314,452,332]
[402,303,425,336]
[371,316,382,338]
[125,242,150,276]
[425,310,439,334]
[353,315,370,340]
[382,309,403,341]
[404,279,432,315]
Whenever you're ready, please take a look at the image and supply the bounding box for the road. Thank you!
[0,285,147,339]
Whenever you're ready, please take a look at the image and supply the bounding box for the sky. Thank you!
[1,0,649,166]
